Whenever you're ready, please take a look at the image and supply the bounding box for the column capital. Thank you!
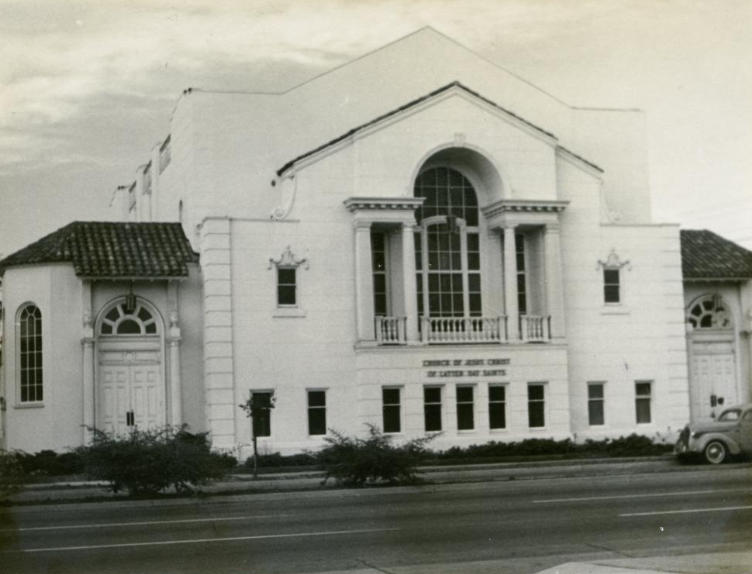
[545,222,562,233]
[353,220,373,231]
[167,337,182,347]
[81,337,95,348]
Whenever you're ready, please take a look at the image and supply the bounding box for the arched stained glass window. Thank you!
[414,167,482,318]
[100,301,159,336]
[18,304,43,403]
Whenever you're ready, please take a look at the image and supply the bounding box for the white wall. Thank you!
[2,264,83,453]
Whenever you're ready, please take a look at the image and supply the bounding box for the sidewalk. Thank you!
[7,455,740,505]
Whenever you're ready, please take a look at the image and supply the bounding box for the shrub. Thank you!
[310,425,435,487]
[0,449,25,499]
[245,452,316,470]
[433,434,671,462]
[14,450,84,477]
[75,426,235,496]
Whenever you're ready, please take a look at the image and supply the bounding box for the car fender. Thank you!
[697,433,742,455]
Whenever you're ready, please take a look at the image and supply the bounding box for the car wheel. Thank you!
[703,440,727,465]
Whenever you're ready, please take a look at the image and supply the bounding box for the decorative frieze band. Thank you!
[344,197,424,212]
[482,199,569,218]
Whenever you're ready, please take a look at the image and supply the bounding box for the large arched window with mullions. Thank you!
[414,167,482,318]
[18,304,43,403]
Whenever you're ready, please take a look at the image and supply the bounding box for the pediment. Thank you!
[276,82,563,179]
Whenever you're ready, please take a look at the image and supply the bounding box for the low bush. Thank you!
[309,425,435,487]
[245,452,315,470]
[433,434,671,462]
[14,450,85,477]
[75,426,236,496]
[0,449,25,499]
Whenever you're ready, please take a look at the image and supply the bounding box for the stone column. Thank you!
[81,282,95,443]
[168,311,183,426]
[401,222,420,343]
[544,223,567,342]
[354,221,375,343]
[81,336,95,442]
[502,225,519,342]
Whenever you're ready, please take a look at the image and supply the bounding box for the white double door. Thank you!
[99,361,165,435]
[690,338,738,421]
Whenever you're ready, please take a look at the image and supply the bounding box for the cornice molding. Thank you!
[482,199,569,218]
[344,197,425,212]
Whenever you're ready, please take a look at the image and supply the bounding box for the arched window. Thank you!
[414,167,481,318]
[18,304,43,403]
[100,301,159,336]
[687,295,732,330]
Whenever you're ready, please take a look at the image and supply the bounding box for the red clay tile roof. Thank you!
[0,222,199,278]
[681,229,752,280]
[276,81,602,177]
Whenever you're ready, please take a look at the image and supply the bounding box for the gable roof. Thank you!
[681,229,752,281]
[276,81,595,178]
[0,222,199,279]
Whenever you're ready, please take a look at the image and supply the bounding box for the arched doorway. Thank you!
[687,295,739,420]
[96,298,166,434]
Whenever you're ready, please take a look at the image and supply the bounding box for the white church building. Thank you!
[1,29,751,457]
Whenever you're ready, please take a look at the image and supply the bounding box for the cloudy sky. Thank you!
[1,0,750,257]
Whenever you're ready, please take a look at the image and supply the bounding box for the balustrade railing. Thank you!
[421,316,507,344]
[521,315,551,342]
[372,315,551,345]
[375,316,408,345]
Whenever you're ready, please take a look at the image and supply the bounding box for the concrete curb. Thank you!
[8,456,751,512]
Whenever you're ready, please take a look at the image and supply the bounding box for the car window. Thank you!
[743,411,752,422]
[718,409,741,422]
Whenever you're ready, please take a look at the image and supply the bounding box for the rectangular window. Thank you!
[371,231,389,316]
[456,385,475,431]
[277,268,297,306]
[588,383,605,426]
[516,233,527,315]
[604,269,620,304]
[251,392,272,438]
[488,385,507,430]
[635,381,652,424]
[307,390,327,436]
[424,386,442,432]
[528,383,546,428]
[382,388,401,433]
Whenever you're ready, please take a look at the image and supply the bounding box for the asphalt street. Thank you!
[1,467,751,574]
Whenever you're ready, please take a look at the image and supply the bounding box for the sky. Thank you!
[1,0,750,258]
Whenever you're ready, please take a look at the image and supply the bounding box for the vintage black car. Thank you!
[675,403,752,464]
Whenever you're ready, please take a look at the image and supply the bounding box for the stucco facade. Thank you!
[5,28,750,457]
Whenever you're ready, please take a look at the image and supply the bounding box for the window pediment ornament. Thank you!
[268,246,309,270]
[596,249,632,271]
